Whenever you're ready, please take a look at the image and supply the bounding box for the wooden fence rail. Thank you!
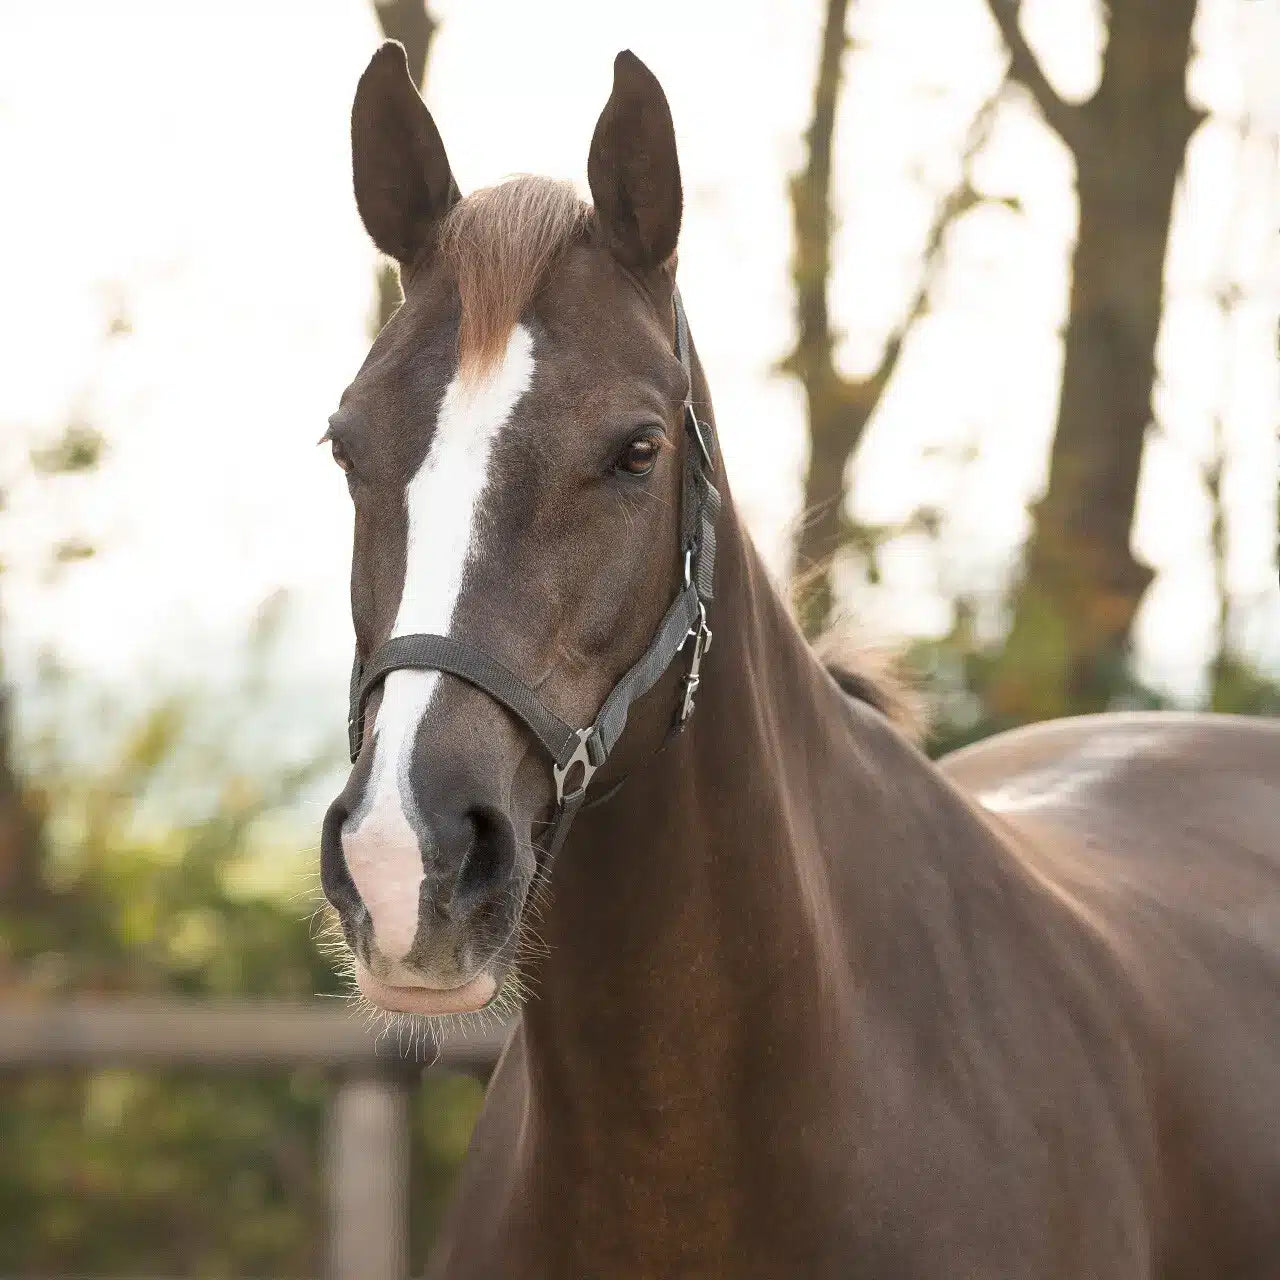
[0,999,507,1280]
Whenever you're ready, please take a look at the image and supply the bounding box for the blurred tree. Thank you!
[0,688,41,908]
[0,283,480,1271]
[786,0,1003,635]
[0,418,104,912]
[0,512,31,907]
[0,641,483,1275]
[1200,278,1280,717]
[790,0,1223,722]
[371,0,439,332]
[984,0,1205,719]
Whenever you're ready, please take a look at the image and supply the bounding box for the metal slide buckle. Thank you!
[552,727,599,804]
[678,603,713,725]
[684,404,713,469]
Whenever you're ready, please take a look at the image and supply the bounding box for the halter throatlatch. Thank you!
[346,289,720,862]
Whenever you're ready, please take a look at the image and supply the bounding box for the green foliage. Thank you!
[1208,653,1280,717]
[0,694,484,1277]
[51,538,96,565]
[911,615,1280,761]
[28,422,106,476]
[0,1068,332,1277]
[411,1072,487,1263]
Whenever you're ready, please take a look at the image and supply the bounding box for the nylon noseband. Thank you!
[346,290,719,862]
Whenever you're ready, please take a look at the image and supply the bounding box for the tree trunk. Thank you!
[371,1,439,332]
[793,377,885,634]
[789,0,854,634]
[987,0,1204,718]
[788,0,997,635]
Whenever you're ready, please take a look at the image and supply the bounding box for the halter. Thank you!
[346,289,720,862]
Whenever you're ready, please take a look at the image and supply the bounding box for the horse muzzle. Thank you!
[320,721,529,1015]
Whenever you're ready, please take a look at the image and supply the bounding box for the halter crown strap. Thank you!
[346,288,719,862]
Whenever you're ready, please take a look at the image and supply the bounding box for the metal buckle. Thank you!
[678,603,713,725]
[552,727,599,804]
[347,711,364,764]
[684,403,713,469]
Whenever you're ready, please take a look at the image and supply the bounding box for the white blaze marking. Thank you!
[342,326,535,965]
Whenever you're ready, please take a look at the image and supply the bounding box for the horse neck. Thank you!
[518,479,881,1137]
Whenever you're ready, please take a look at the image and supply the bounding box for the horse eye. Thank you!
[330,438,354,474]
[616,436,660,477]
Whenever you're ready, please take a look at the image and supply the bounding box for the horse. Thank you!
[319,43,1280,1278]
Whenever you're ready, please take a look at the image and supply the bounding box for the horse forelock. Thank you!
[437,175,592,381]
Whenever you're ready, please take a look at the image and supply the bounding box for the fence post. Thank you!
[327,1068,412,1280]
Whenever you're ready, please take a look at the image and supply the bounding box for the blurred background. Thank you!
[1,0,1277,1274]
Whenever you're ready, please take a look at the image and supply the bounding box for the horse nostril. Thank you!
[454,805,515,905]
[320,795,359,915]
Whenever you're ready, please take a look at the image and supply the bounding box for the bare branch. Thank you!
[788,0,851,390]
[985,0,1082,152]
[787,0,1017,631]
[867,89,1008,396]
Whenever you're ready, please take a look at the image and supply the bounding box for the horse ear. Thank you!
[587,51,682,272]
[351,41,460,267]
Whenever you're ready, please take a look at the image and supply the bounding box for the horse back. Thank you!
[942,712,1280,1274]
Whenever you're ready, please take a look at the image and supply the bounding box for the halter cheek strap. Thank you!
[346,288,719,862]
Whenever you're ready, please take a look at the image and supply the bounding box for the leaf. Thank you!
[30,423,105,475]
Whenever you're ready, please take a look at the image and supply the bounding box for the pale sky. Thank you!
[1,0,1277,769]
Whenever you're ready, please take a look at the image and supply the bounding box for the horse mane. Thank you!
[438,175,591,379]
[812,623,928,744]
